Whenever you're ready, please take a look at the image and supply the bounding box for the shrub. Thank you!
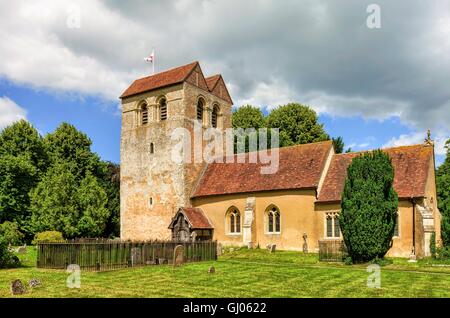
[0,221,24,246]
[0,238,20,268]
[32,231,64,245]
[430,232,437,258]
[437,247,450,259]
[339,150,398,263]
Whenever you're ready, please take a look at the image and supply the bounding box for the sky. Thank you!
[0,0,449,165]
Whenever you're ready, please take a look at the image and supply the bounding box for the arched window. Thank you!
[141,102,149,125]
[211,104,219,128]
[226,207,241,234]
[197,98,204,123]
[325,212,340,238]
[267,206,281,234]
[159,97,167,121]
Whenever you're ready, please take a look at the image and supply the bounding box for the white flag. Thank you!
[144,50,155,63]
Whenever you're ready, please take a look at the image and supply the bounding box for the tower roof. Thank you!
[120,61,198,99]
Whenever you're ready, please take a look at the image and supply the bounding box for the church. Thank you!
[119,61,441,258]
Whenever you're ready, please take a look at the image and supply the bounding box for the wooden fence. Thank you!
[318,240,347,262]
[37,240,217,271]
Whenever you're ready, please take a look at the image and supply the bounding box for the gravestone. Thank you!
[173,245,185,268]
[10,279,26,295]
[270,244,276,253]
[131,247,142,266]
[29,279,42,288]
[208,266,215,274]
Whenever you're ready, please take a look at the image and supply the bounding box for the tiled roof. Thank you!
[192,141,333,198]
[120,61,198,98]
[180,207,213,229]
[205,75,221,91]
[317,144,433,203]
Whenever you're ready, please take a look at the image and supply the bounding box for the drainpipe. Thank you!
[410,197,416,257]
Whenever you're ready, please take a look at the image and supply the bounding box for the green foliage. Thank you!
[339,150,399,263]
[102,162,120,238]
[266,103,328,147]
[32,231,64,245]
[0,221,24,246]
[0,155,37,225]
[30,163,79,237]
[0,119,48,173]
[30,164,110,238]
[431,232,437,258]
[437,139,450,246]
[44,122,107,180]
[232,105,266,129]
[76,173,110,237]
[0,121,46,239]
[332,136,345,154]
[370,257,393,266]
[0,237,20,268]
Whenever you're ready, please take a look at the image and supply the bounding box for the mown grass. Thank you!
[1,247,450,297]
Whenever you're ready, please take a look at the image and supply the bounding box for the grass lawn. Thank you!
[1,247,450,297]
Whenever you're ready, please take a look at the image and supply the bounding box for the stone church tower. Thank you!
[119,61,233,241]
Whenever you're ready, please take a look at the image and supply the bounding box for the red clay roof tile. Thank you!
[317,144,433,202]
[120,61,198,99]
[180,207,213,229]
[192,141,333,198]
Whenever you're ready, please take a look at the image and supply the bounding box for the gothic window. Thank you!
[211,104,219,128]
[141,102,149,125]
[227,207,241,234]
[159,97,167,121]
[325,213,340,238]
[197,98,204,123]
[267,206,281,234]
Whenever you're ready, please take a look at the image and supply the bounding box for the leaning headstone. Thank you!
[216,243,223,257]
[10,279,26,295]
[208,266,215,274]
[270,244,276,253]
[29,279,42,288]
[173,245,185,268]
[17,246,27,254]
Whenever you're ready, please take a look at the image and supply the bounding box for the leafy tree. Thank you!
[102,162,120,238]
[0,221,24,246]
[437,139,450,246]
[32,231,64,245]
[76,173,110,237]
[30,162,80,237]
[0,155,37,227]
[339,150,398,263]
[232,105,266,129]
[266,103,328,147]
[332,137,345,154]
[0,238,20,268]
[44,123,107,180]
[232,105,266,153]
[0,120,48,174]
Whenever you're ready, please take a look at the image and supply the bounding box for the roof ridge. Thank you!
[333,143,430,157]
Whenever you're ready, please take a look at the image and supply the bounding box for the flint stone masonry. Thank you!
[120,64,232,241]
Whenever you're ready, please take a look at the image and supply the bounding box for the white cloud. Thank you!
[0,96,27,129]
[0,0,449,133]
[383,131,449,156]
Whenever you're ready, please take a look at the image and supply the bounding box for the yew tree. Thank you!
[339,150,398,263]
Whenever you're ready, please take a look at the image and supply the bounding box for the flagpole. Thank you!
[152,48,155,75]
